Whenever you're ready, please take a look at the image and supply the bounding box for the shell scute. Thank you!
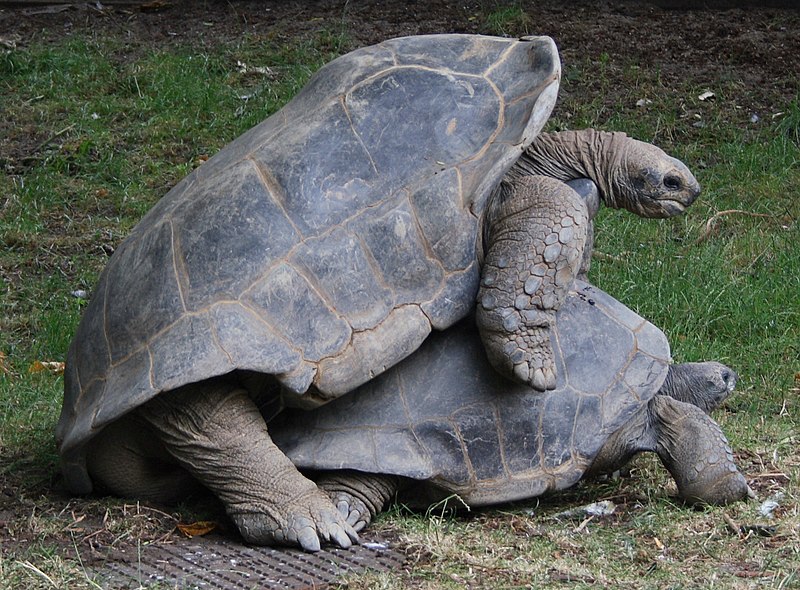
[387,34,517,76]
[251,102,379,236]
[540,392,579,470]
[346,66,501,177]
[149,314,226,393]
[408,168,477,272]
[175,159,301,309]
[351,199,444,305]
[209,303,301,374]
[284,45,396,119]
[486,38,559,108]
[315,304,431,399]
[291,227,394,331]
[555,290,635,395]
[452,404,504,482]
[623,351,668,398]
[573,394,603,459]
[420,263,481,330]
[93,348,152,430]
[104,220,184,364]
[414,418,470,486]
[243,263,351,363]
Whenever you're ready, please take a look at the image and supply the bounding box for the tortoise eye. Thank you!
[664,175,683,191]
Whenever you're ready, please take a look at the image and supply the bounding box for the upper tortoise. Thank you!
[57,34,700,551]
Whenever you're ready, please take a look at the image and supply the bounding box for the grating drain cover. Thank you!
[93,534,405,589]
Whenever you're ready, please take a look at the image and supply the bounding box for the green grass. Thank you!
[1,20,799,590]
[483,4,532,37]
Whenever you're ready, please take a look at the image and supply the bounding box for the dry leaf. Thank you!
[28,360,65,375]
[177,521,217,538]
[0,352,9,375]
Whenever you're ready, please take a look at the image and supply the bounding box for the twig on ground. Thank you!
[18,560,58,588]
[723,513,777,538]
[592,250,625,263]
[695,209,776,244]
[723,512,743,536]
[23,123,77,162]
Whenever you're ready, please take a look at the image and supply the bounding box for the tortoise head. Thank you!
[610,139,701,218]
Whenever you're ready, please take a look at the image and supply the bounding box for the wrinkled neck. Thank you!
[510,130,629,208]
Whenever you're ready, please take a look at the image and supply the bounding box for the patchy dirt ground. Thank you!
[1,0,799,587]
[3,0,800,112]
[2,0,799,179]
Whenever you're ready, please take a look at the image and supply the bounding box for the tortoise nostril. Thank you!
[721,369,738,391]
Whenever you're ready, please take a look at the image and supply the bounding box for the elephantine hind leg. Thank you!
[86,413,202,504]
[137,379,358,551]
[478,175,588,391]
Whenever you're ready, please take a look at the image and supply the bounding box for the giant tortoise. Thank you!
[270,280,751,532]
[57,34,700,551]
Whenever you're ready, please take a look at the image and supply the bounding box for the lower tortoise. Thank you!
[269,281,751,533]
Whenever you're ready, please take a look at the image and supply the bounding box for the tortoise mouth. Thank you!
[658,199,687,216]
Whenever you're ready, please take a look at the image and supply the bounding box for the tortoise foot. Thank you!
[679,469,753,506]
[509,323,557,391]
[330,490,372,532]
[652,396,751,506]
[136,381,359,552]
[480,316,557,391]
[315,471,401,533]
[232,487,359,551]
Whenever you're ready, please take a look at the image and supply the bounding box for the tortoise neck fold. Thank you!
[509,130,629,208]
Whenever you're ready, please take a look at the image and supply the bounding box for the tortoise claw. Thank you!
[530,366,556,391]
[232,489,358,552]
[331,492,371,532]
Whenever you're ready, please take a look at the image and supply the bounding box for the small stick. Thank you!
[723,512,742,536]
[695,209,775,245]
[573,515,594,533]
[25,123,77,161]
[592,250,625,263]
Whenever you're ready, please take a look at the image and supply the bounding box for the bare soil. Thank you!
[1,0,798,587]
[4,0,799,113]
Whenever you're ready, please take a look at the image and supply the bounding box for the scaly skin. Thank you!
[315,471,401,532]
[478,175,588,390]
[484,131,700,389]
[588,362,751,505]
[134,380,358,551]
[511,130,701,217]
[652,395,751,505]
[657,361,737,413]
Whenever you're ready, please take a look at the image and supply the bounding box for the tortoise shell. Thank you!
[272,281,671,505]
[57,34,560,493]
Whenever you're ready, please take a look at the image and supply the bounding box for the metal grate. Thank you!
[94,535,405,589]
